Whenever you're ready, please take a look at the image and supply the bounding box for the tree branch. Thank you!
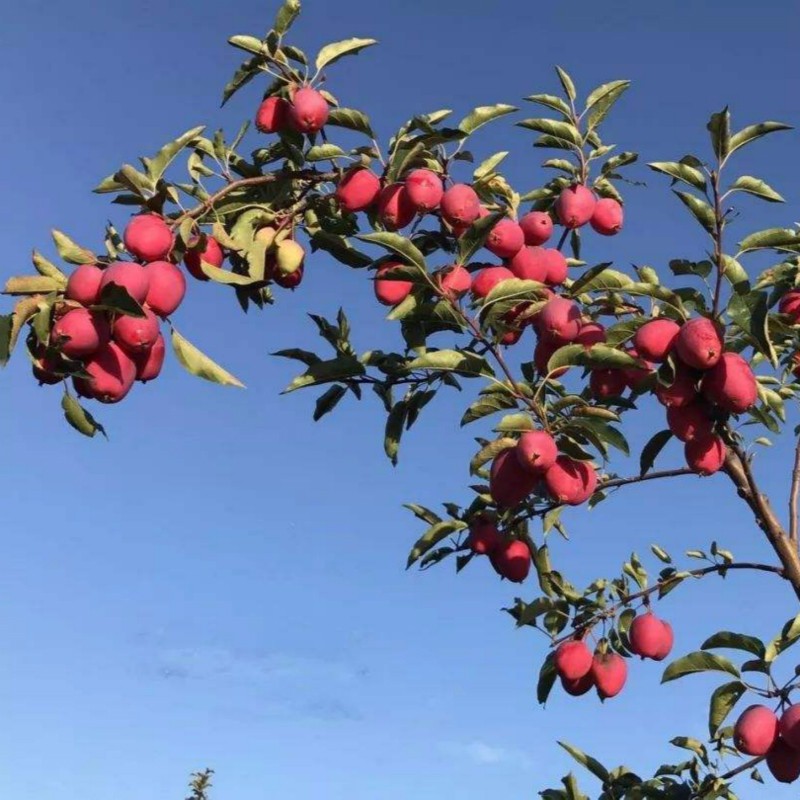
[171,169,335,228]
[789,438,800,546]
[696,756,763,798]
[551,560,783,648]
[723,440,800,600]
[600,468,695,492]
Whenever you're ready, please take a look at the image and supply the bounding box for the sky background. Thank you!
[1,1,799,798]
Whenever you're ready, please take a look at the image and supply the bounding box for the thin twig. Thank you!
[601,467,695,492]
[695,756,763,798]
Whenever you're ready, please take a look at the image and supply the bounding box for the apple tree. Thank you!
[4,2,800,797]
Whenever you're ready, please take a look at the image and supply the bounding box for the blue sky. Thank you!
[1,1,799,798]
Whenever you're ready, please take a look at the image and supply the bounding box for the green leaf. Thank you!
[3,276,62,295]
[327,107,375,138]
[61,392,105,438]
[310,232,372,269]
[93,173,126,194]
[461,387,519,426]
[473,151,509,180]
[585,80,630,130]
[524,93,572,118]
[648,161,707,191]
[315,38,377,72]
[200,262,263,286]
[727,291,777,366]
[114,164,156,197]
[569,264,630,296]
[729,176,784,203]
[707,108,731,160]
[282,44,307,65]
[51,229,96,265]
[31,251,68,284]
[470,437,516,475]
[495,413,534,433]
[555,66,576,102]
[547,344,638,373]
[708,681,746,737]
[221,56,261,107]
[516,118,582,147]
[305,144,347,162]
[542,158,578,175]
[6,296,44,362]
[661,651,740,684]
[148,125,206,181]
[601,151,638,173]
[729,121,792,156]
[457,211,503,265]
[765,613,800,662]
[357,232,426,272]
[407,349,494,378]
[404,503,442,526]
[625,283,688,317]
[738,227,800,254]
[458,104,517,135]
[227,35,265,56]
[573,418,629,456]
[272,348,321,366]
[651,544,672,564]
[171,327,245,388]
[537,652,558,705]
[673,191,716,234]
[482,277,548,312]
[384,400,407,465]
[273,0,301,35]
[283,356,365,393]
[313,384,347,421]
[719,254,750,294]
[701,631,765,658]
[96,283,146,318]
[640,430,672,476]
[558,742,610,783]
[406,519,467,568]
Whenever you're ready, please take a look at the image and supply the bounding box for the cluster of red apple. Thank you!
[467,516,532,583]
[255,86,330,136]
[464,431,599,583]
[490,430,598,512]
[355,175,622,317]
[630,317,756,474]
[553,610,673,700]
[34,214,186,402]
[734,703,800,784]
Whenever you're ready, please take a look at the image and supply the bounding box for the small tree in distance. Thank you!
[3,1,800,796]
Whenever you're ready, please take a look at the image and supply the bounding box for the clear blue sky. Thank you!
[1,1,799,798]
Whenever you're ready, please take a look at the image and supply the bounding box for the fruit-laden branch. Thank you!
[551,560,784,648]
[171,169,336,227]
[723,440,800,600]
